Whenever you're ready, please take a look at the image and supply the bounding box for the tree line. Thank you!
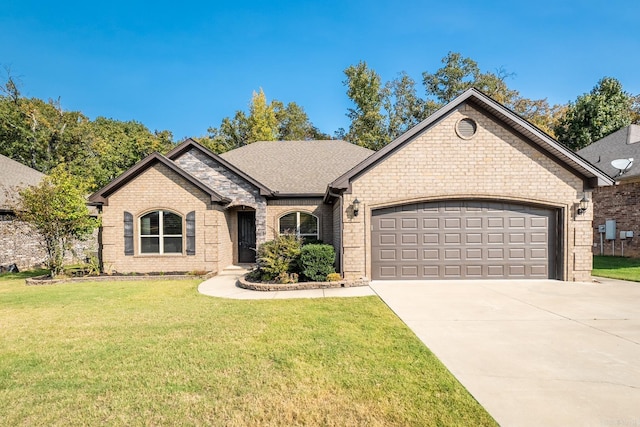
[2,52,639,189]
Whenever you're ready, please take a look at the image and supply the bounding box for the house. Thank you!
[577,125,640,257]
[0,154,99,270]
[89,89,613,281]
[0,154,46,269]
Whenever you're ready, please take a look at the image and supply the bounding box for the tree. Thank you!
[82,118,173,188]
[16,166,99,277]
[203,89,330,151]
[343,61,389,150]
[554,77,634,150]
[1,71,174,187]
[247,88,278,142]
[383,72,433,140]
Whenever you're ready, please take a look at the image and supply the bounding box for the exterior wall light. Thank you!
[353,198,360,216]
[577,194,589,215]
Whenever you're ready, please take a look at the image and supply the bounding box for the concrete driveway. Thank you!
[370,278,640,427]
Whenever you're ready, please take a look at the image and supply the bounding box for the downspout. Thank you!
[96,205,104,273]
[326,189,345,278]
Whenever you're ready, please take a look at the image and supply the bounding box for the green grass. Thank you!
[0,275,496,426]
[592,256,640,282]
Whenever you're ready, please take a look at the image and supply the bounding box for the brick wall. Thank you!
[592,180,640,257]
[100,163,224,274]
[341,103,592,282]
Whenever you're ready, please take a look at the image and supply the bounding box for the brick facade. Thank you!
[99,163,225,274]
[265,198,333,243]
[592,179,640,257]
[340,104,593,282]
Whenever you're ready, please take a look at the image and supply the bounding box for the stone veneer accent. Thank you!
[592,179,640,257]
[173,149,267,247]
[340,103,593,282]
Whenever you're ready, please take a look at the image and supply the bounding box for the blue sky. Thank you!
[2,0,639,140]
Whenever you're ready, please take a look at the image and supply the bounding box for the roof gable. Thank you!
[166,138,274,196]
[329,88,613,195]
[88,152,230,205]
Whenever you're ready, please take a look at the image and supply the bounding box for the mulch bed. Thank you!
[25,271,216,286]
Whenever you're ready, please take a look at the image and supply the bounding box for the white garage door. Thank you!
[371,200,557,280]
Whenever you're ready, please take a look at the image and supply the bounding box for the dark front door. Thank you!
[238,211,256,263]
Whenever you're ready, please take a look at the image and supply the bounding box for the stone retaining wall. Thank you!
[238,274,369,291]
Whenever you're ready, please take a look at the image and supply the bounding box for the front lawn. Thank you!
[592,256,640,282]
[0,274,495,426]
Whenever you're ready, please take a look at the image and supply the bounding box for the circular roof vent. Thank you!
[456,118,477,139]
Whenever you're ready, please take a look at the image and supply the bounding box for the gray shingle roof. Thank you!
[219,140,374,195]
[577,125,640,181]
[0,154,45,210]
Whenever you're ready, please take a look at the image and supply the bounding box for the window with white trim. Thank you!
[278,212,319,242]
[139,210,183,254]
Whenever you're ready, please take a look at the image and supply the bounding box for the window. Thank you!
[139,210,183,254]
[279,212,319,242]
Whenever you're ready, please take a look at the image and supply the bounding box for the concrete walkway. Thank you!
[197,266,375,299]
[369,279,640,427]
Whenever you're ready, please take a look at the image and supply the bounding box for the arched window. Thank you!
[139,210,183,254]
[279,212,319,242]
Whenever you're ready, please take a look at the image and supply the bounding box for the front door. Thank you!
[238,211,256,263]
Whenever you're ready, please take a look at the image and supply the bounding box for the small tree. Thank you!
[16,166,99,277]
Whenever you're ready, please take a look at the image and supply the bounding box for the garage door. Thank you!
[371,201,557,280]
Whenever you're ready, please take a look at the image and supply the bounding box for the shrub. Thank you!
[276,272,299,284]
[326,272,342,282]
[256,234,302,281]
[300,244,336,282]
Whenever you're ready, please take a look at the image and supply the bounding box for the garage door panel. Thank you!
[465,265,483,277]
[444,265,462,277]
[401,249,418,261]
[445,233,461,244]
[488,233,504,244]
[444,218,461,228]
[423,218,439,229]
[445,249,461,260]
[423,233,439,244]
[379,218,396,229]
[401,234,418,245]
[423,265,439,277]
[423,249,439,260]
[372,200,556,280]
[379,234,396,245]
[466,233,482,244]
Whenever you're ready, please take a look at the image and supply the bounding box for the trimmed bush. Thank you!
[300,244,336,282]
[255,234,302,281]
[326,272,341,282]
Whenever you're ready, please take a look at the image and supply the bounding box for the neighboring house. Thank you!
[0,154,99,270]
[89,89,613,281]
[0,154,46,269]
[578,125,640,257]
